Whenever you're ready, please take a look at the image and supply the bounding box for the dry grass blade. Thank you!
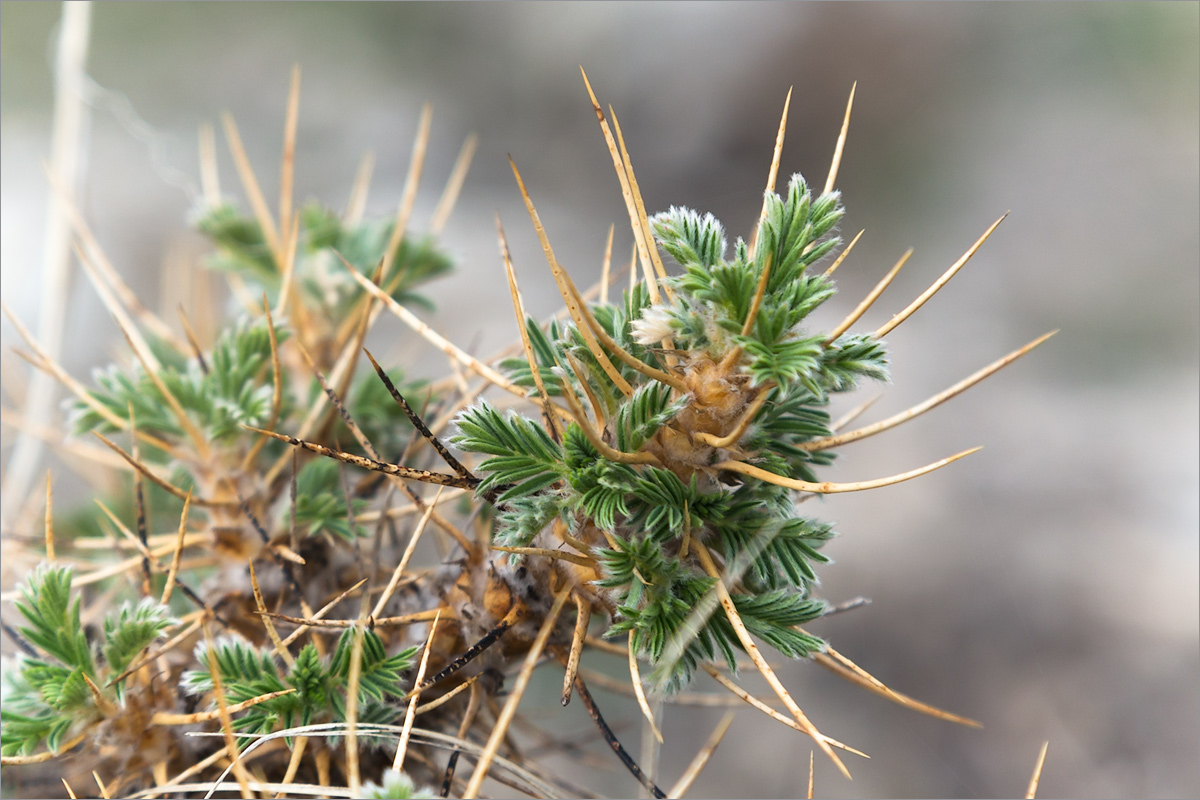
[73,241,164,373]
[273,736,307,800]
[279,64,301,239]
[202,619,254,799]
[628,632,664,744]
[44,165,184,349]
[1026,740,1050,798]
[823,81,857,196]
[221,112,281,261]
[874,213,1007,338]
[694,543,850,779]
[337,252,523,396]
[600,223,615,305]
[160,490,192,605]
[431,133,479,234]
[380,102,433,278]
[392,611,441,771]
[699,664,867,758]
[498,215,567,437]
[0,732,86,766]
[198,123,221,207]
[249,561,295,668]
[415,672,478,716]
[491,545,596,568]
[280,578,368,647]
[667,711,736,798]
[608,105,673,301]
[463,589,573,798]
[362,348,473,478]
[579,67,661,304]
[344,620,367,797]
[557,373,659,466]
[403,606,523,700]
[1,302,174,456]
[344,150,375,226]
[563,268,689,393]
[749,87,792,261]
[91,431,222,506]
[821,228,865,279]
[152,689,297,726]
[714,446,981,493]
[812,647,981,727]
[111,316,209,458]
[825,248,912,344]
[510,157,635,396]
[263,608,444,630]
[804,330,1058,451]
[371,486,444,618]
[176,306,210,373]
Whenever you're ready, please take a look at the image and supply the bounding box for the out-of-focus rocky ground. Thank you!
[2,3,1196,797]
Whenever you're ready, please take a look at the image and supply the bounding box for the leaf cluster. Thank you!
[1,566,175,757]
[197,202,451,317]
[183,630,416,745]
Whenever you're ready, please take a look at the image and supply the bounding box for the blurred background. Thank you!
[1,2,1196,797]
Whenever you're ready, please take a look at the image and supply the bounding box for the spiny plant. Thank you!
[1,66,1054,799]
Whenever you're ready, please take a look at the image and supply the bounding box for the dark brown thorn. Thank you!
[234,486,311,610]
[440,675,483,797]
[289,448,300,556]
[1,620,38,658]
[242,425,482,493]
[564,655,666,799]
[363,347,474,479]
[95,500,229,627]
[403,604,523,700]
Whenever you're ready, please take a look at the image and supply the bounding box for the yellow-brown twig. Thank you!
[463,582,573,798]
[695,543,850,778]
[803,331,1057,451]
[160,491,191,605]
[629,633,664,744]
[667,711,736,798]
[497,216,565,438]
[714,447,980,494]
[562,595,591,706]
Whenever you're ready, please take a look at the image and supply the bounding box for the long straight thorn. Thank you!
[825,248,912,344]
[874,213,1008,339]
[750,86,792,261]
[804,331,1057,451]
[824,81,856,195]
